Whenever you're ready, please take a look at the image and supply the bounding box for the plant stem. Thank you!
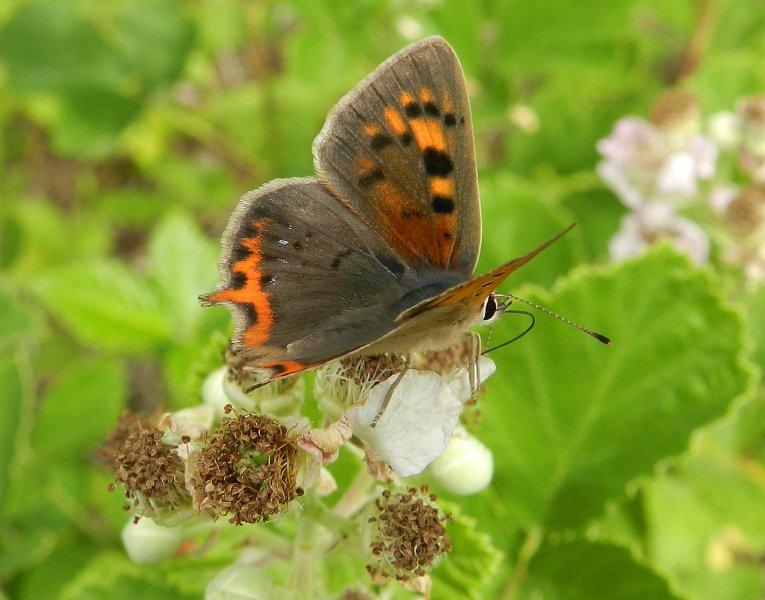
[332,468,375,519]
[501,526,544,600]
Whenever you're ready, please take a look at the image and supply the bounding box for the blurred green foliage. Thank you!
[1,0,765,598]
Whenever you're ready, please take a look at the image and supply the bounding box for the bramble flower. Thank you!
[427,426,494,495]
[347,369,462,477]
[189,408,303,524]
[314,354,406,421]
[609,202,709,266]
[597,91,717,208]
[106,412,192,523]
[365,486,451,583]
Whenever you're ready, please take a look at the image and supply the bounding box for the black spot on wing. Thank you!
[357,169,385,188]
[424,102,440,117]
[375,252,407,278]
[432,196,455,214]
[405,102,422,118]
[444,113,457,126]
[370,134,393,150]
[241,302,258,325]
[331,249,353,270]
[230,271,247,289]
[422,148,454,176]
[260,273,276,286]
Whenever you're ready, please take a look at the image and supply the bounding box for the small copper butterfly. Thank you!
[201,36,608,384]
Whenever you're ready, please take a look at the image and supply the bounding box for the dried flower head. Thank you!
[314,354,406,420]
[650,89,700,138]
[366,486,452,582]
[191,409,300,524]
[98,410,142,468]
[109,415,190,520]
[725,186,765,236]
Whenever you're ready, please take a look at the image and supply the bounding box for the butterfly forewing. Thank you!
[313,36,480,276]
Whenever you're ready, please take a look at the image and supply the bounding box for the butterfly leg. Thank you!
[370,354,409,428]
[466,330,482,401]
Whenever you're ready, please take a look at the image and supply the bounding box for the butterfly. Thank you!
[202,36,606,385]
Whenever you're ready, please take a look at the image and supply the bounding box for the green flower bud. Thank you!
[427,429,493,495]
[121,517,183,564]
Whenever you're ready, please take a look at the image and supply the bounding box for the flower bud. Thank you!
[427,429,493,495]
[121,517,183,564]
[205,565,278,600]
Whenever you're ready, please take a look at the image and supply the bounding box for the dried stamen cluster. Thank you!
[98,410,142,468]
[191,408,299,524]
[340,354,407,386]
[367,486,452,581]
[109,416,188,517]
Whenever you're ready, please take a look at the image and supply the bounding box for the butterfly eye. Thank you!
[482,294,498,321]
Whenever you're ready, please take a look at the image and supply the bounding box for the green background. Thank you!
[1,0,764,598]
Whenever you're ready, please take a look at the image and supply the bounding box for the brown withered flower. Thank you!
[190,407,300,525]
[366,486,452,582]
[107,413,190,520]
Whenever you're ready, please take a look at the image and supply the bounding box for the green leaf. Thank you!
[516,539,678,599]
[431,503,504,600]
[640,460,765,600]
[477,174,584,289]
[0,288,34,350]
[478,247,754,530]
[147,212,219,340]
[59,552,222,600]
[0,355,27,512]
[32,359,126,459]
[29,260,172,353]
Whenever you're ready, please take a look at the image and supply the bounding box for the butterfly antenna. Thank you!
[482,309,535,354]
[495,293,612,346]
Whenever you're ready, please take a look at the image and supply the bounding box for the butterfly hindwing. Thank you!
[202,177,465,378]
[313,36,480,277]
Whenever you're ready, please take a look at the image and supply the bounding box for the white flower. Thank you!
[346,370,462,477]
[444,356,496,405]
[121,517,184,564]
[609,202,709,266]
[427,427,493,495]
[709,185,740,214]
[597,117,717,207]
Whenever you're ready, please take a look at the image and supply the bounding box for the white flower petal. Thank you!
[447,356,496,404]
[609,212,648,262]
[657,152,697,197]
[688,135,719,179]
[346,370,461,477]
[597,160,647,209]
[295,416,352,464]
[709,185,739,214]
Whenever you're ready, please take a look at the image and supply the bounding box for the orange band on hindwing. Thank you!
[205,219,273,348]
